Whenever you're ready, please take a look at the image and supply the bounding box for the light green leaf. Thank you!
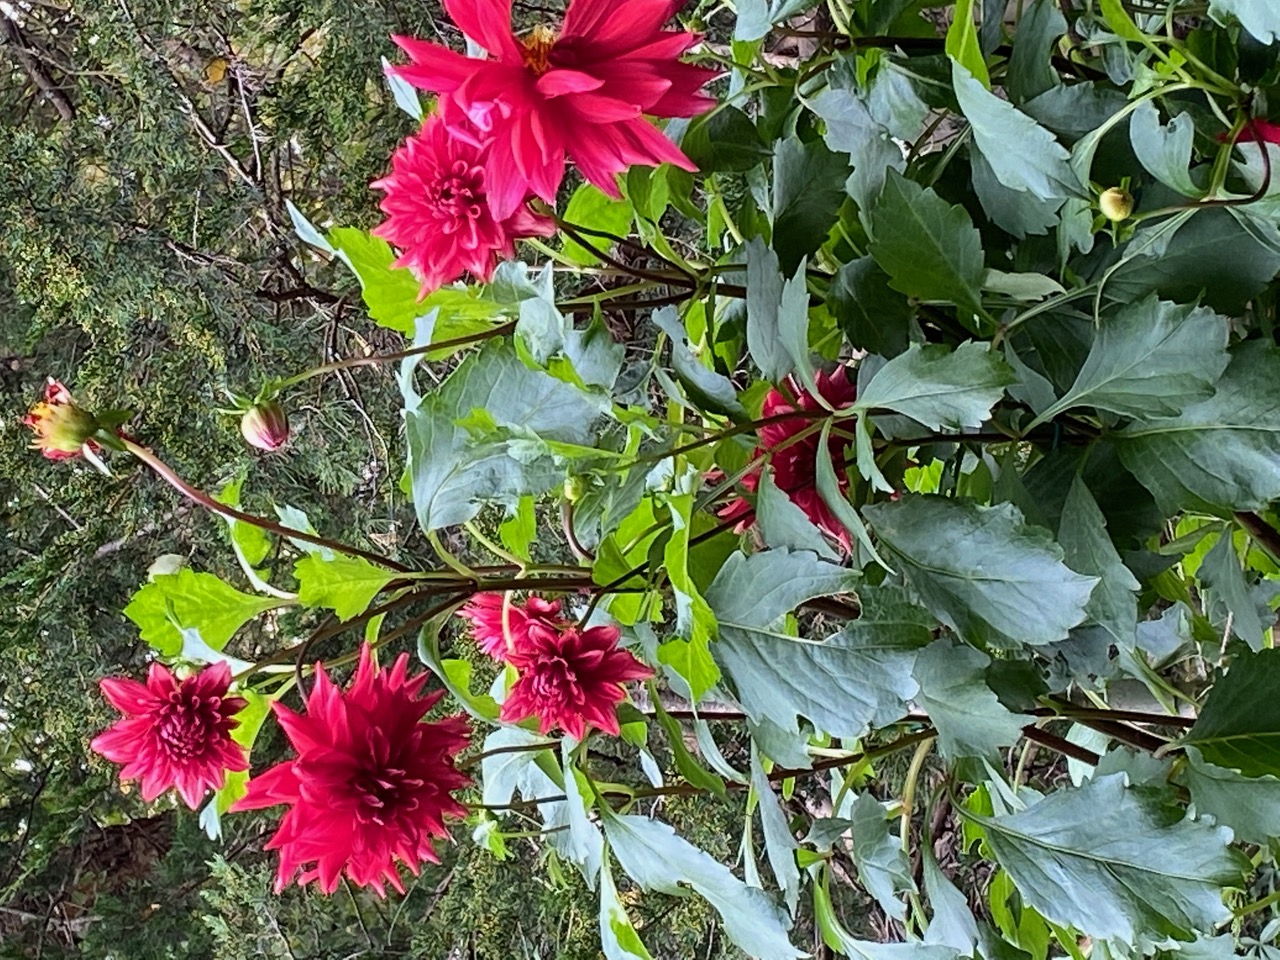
[913,640,1024,761]
[561,740,604,882]
[480,727,556,806]
[757,469,841,561]
[848,792,916,919]
[1029,295,1230,428]
[855,342,1013,431]
[973,773,1245,945]
[1112,343,1280,515]
[124,569,282,656]
[752,748,801,914]
[1184,648,1280,777]
[705,549,859,630]
[1208,0,1280,42]
[981,270,1065,301]
[713,585,928,740]
[657,636,721,706]
[381,56,422,120]
[923,845,980,953]
[772,136,852,275]
[600,854,655,960]
[293,553,398,621]
[604,813,803,960]
[1199,532,1266,651]
[1182,747,1280,845]
[952,61,1075,202]
[864,496,1098,648]
[945,0,990,88]
[746,238,798,385]
[869,170,985,317]
[816,420,892,568]
[1058,477,1139,648]
[971,151,1063,239]
[651,696,725,796]
[560,184,633,267]
[1130,101,1201,198]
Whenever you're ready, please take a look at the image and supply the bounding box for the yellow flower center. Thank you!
[520,24,557,75]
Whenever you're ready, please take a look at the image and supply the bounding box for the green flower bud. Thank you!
[1098,187,1134,222]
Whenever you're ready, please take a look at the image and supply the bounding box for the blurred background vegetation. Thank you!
[0,0,771,955]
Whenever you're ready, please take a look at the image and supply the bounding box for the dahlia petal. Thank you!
[566,93,644,123]
[592,1,686,51]
[232,762,301,810]
[99,676,156,715]
[560,0,619,39]
[90,718,153,761]
[443,0,521,61]
[390,36,476,92]
[144,661,179,698]
[536,69,605,97]
[616,117,698,170]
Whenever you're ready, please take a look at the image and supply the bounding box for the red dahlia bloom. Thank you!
[373,114,554,295]
[233,648,469,896]
[91,661,249,809]
[1244,118,1280,145]
[719,368,858,553]
[391,0,718,219]
[502,621,653,741]
[21,378,101,460]
[457,592,567,660]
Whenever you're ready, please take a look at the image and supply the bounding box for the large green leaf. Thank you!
[1057,477,1139,648]
[704,549,859,630]
[1130,101,1201,198]
[973,773,1245,945]
[745,238,810,386]
[913,640,1024,760]
[826,256,915,358]
[1185,649,1280,777]
[682,106,772,173]
[1181,748,1280,845]
[1208,0,1280,41]
[1028,295,1229,428]
[952,61,1074,202]
[772,136,850,275]
[1006,0,1066,103]
[604,813,803,960]
[854,342,1013,431]
[600,856,654,960]
[293,553,399,622]
[405,340,599,531]
[124,569,282,656]
[1199,532,1266,651]
[864,496,1097,648]
[869,170,985,317]
[846,792,917,919]
[713,585,929,740]
[1112,343,1280,515]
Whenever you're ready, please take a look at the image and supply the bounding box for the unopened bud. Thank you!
[20,378,101,460]
[564,475,587,503]
[239,401,290,451]
[1098,187,1134,222]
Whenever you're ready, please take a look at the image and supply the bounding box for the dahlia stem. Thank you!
[121,437,415,573]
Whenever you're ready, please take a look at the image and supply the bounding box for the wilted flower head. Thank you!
[391,0,718,220]
[21,378,101,460]
[457,592,567,659]
[502,621,652,741]
[719,367,858,553]
[239,400,290,451]
[90,661,249,809]
[373,114,554,294]
[233,647,470,897]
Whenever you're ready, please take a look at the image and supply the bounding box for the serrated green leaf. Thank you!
[971,151,1063,239]
[827,256,914,357]
[923,844,980,953]
[1199,532,1266,651]
[869,170,985,317]
[865,496,1098,648]
[604,813,803,960]
[972,773,1245,945]
[1007,0,1066,103]
[293,553,398,621]
[560,184,634,267]
[1058,477,1140,648]
[124,569,282,656]
[1029,296,1229,428]
[913,640,1024,760]
[1130,101,1201,197]
[1112,343,1280,515]
[757,469,841,561]
[1208,0,1280,42]
[855,342,1013,431]
[1181,747,1280,845]
[772,136,850,275]
[848,792,916,919]
[1185,648,1280,776]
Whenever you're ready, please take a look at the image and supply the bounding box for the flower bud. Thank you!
[21,378,100,460]
[564,475,587,503]
[1098,187,1134,222]
[239,401,289,451]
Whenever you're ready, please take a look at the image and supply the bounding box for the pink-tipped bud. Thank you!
[21,378,101,460]
[239,401,289,451]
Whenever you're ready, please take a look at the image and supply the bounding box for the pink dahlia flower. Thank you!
[502,621,653,741]
[233,647,469,896]
[21,378,101,461]
[719,368,858,553]
[457,593,568,660]
[91,661,249,809]
[391,0,718,219]
[372,114,554,295]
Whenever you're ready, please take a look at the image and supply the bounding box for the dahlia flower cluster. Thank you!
[458,593,654,741]
[374,0,716,295]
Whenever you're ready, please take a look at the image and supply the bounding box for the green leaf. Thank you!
[653,307,746,420]
[1185,648,1280,777]
[215,475,271,569]
[1208,0,1280,42]
[816,420,892,568]
[405,340,599,532]
[560,184,634,267]
[952,61,1074,202]
[971,151,1063,239]
[923,845,980,953]
[855,342,1013,431]
[772,136,850,275]
[381,56,423,120]
[972,773,1245,945]
[706,549,859,632]
[1112,343,1280,515]
[847,792,916,919]
[713,584,929,740]
[603,813,803,960]
[752,749,801,914]
[864,496,1098,649]
[869,170,985,317]
[499,496,537,561]
[1181,747,1280,845]
[827,256,914,357]
[293,553,398,621]
[981,270,1065,301]
[200,690,274,839]
[1199,532,1266,651]
[1028,296,1230,428]
[1130,101,1201,198]
[682,106,771,173]
[600,855,655,960]
[945,0,990,88]
[1006,0,1066,103]
[480,728,555,806]
[757,469,841,561]
[124,569,281,656]
[913,640,1024,761]
[746,238,798,385]
[651,695,725,796]
[560,740,604,879]
[1057,477,1139,648]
